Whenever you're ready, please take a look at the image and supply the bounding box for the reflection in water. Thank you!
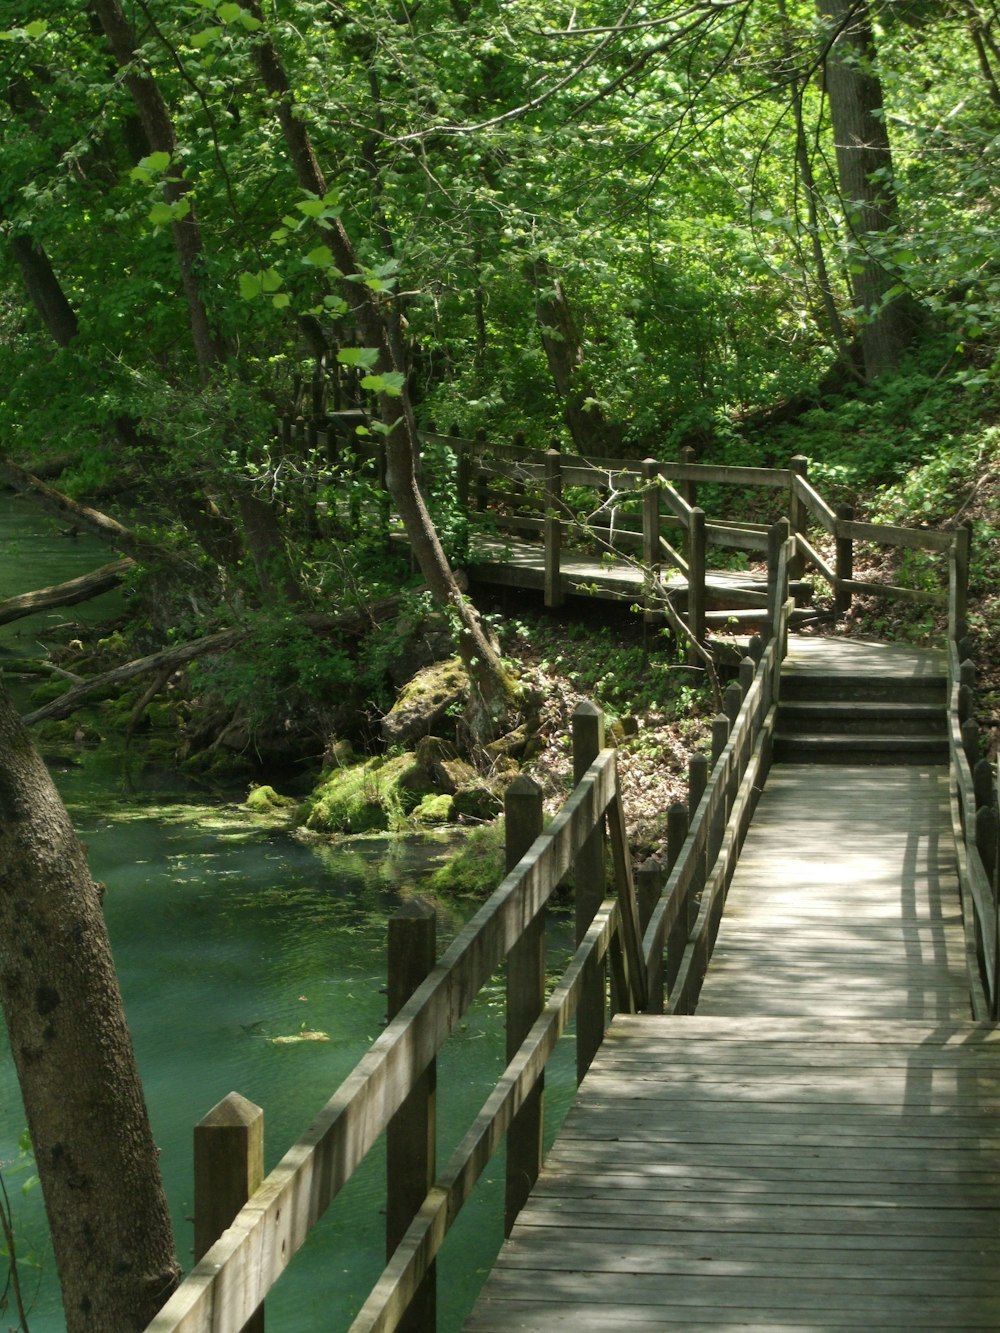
[0,498,575,1329]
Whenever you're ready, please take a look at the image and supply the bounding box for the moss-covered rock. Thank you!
[412,792,455,825]
[245,785,297,813]
[381,658,468,746]
[451,781,500,821]
[302,752,432,834]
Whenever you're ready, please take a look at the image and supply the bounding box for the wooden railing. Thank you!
[165,416,984,1330]
[146,705,648,1333]
[635,519,797,1015]
[275,415,968,650]
[946,526,999,1021]
[416,430,965,642]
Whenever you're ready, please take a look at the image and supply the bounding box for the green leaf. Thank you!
[148,201,175,225]
[216,3,244,21]
[260,268,283,293]
[239,272,263,300]
[190,27,219,48]
[336,347,379,369]
[305,245,334,268]
[130,151,171,183]
[296,199,327,217]
[272,292,291,309]
[361,371,406,396]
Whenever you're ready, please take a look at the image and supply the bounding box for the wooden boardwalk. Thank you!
[466,640,1000,1330]
[466,532,772,608]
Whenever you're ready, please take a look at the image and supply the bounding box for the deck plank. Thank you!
[464,642,995,1331]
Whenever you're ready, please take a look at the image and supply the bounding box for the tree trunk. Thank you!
[245,2,518,737]
[91,0,223,380]
[529,259,622,455]
[0,683,180,1332]
[8,232,80,348]
[817,0,920,379]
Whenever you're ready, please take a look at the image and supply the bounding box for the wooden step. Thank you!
[773,732,949,765]
[776,700,947,737]
[779,671,947,707]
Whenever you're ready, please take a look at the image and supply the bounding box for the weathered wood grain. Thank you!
[466,1020,1000,1331]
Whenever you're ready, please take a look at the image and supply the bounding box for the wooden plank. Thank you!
[468,1015,1000,1330]
[840,576,948,606]
[839,517,955,553]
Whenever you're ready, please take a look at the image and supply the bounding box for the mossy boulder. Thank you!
[381,658,468,746]
[414,735,477,793]
[245,785,297,813]
[412,792,455,825]
[302,752,433,834]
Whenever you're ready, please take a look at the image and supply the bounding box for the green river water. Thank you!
[0,493,575,1331]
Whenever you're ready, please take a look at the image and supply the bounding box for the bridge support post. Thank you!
[687,507,706,663]
[636,857,664,1013]
[665,804,690,1002]
[504,775,545,1236]
[835,503,854,615]
[641,458,661,623]
[573,702,606,1082]
[544,448,563,608]
[387,900,437,1333]
[194,1093,265,1333]
[788,455,808,579]
[678,445,698,510]
[949,523,971,641]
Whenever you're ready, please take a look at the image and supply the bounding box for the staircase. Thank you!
[773,637,949,765]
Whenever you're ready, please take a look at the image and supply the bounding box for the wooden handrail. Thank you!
[146,720,646,1333]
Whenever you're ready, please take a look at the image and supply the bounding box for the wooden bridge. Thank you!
[145,443,999,1332]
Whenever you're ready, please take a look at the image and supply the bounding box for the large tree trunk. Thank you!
[0,683,180,1332]
[529,259,622,455]
[817,0,920,379]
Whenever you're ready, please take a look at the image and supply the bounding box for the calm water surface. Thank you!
[0,494,575,1330]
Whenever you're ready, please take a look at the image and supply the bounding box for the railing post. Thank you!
[679,445,698,509]
[710,714,731,866]
[724,680,742,726]
[194,1093,265,1333]
[688,750,709,815]
[455,428,471,513]
[636,857,664,1014]
[642,458,661,623]
[504,775,545,1237]
[835,503,854,616]
[974,758,994,813]
[950,523,971,641]
[962,718,980,770]
[788,455,808,578]
[387,900,437,1333]
[665,803,690,1000]
[687,506,706,662]
[544,447,563,609]
[687,750,709,940]
[977,804,998,891]
[573,701,606,1082]
[739,655,756,698]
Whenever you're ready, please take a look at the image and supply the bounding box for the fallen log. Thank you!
[0,457,184,568]
[22,600,401,727]
[0,559,136,627]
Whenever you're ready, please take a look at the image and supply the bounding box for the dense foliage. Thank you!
[1,0,998,734]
